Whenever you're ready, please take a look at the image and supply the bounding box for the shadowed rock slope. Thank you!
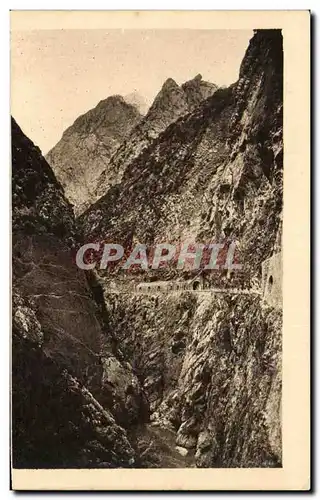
[12,118,149,468]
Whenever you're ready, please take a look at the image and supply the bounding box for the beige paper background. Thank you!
[10,10,310,491]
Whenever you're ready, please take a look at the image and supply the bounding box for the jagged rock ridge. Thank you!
[46,75,217,215]
[94,75,218,200]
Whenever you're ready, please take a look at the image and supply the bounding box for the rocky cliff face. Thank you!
[12,118,148,468]
[12,29,283,470]
[79,30,283,467]
[46,96,142,215]
[81,31,282,284]
[94,75,218,200]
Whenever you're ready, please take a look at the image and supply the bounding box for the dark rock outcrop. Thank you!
[12,118,148,468]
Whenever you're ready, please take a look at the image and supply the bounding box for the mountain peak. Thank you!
[96,95,129,109]
[124,91,148,114]
[147,77,187,117]
[181,75,218,110]
[161,78,180,91]
[46,95,142,215]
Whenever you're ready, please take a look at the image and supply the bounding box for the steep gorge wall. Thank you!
[104,290,282,468]
[79,30,283,468]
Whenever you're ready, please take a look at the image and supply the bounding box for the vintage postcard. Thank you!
[10,10,310,491]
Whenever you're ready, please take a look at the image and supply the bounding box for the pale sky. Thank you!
[11,29,253,154]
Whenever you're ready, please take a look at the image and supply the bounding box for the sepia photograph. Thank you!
[10,10,310,491]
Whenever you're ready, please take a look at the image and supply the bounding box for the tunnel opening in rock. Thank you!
[193,281,200,290]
